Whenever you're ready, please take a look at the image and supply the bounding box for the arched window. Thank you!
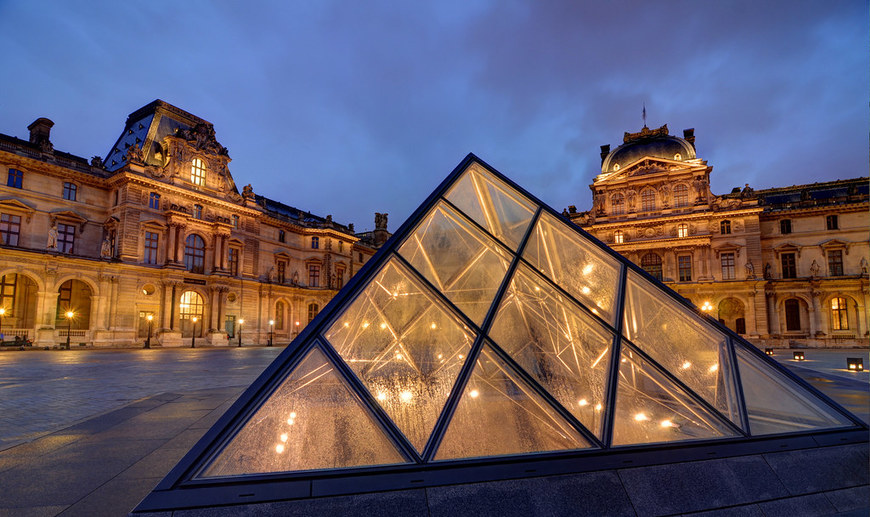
[190,158,206,186]
[179,290,204,337]
[720,220,731,234]
[641,189,656,212]
[784,299,801,331]
[311,236,319,249]
[674,184,688,207]
[275,301,285,330]
[641,253,663,281]
[614,230,624,244]
[611,193,625,215]
[830,297,849,330]
[677,223,688,238]
[184,234,205,274]
[308,303,319,323]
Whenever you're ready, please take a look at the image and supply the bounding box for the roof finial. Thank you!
[642,103,647,128]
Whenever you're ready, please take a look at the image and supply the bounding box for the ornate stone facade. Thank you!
[569,124,868,348]
[0,100,383,347]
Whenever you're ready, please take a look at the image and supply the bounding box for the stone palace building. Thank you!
[0,100,389,347]
[568,124,869,348]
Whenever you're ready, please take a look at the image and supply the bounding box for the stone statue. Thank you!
[375,212,388,230]
[810,260,820,277]
[100,237,112,258]
[744,260,755,278]
[90,156,104,168]
[626,190,637,211]
[291,270,299,286]
[763,263,772,280]
[242,184,254,199]
[124,143,144,164]
[47,224,58,250]
[861,257,868,275]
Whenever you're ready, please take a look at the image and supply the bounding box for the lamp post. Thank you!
[191,316,198,348]
[65,310,74,349]
[0,307,5,344]
[145,314,153,349]
[238,319,244,347]
[268,319,274,347]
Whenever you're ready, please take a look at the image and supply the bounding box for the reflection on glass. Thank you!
[200,347,406,477]
[612,347,737,445]
[398,201,512,324]
[444,163,537,251]
[735,346,851,435]
[522,211,621,325]
[489,263,613,439]
[435,343,591,460]
[325,258,477,452]
[622,271,741,428]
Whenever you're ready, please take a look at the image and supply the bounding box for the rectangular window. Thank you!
[278,230,285,243]
[228,248,239,276]
[57,223,75,254]
[58,281,72,313]
[678,255,692,282]
[0,273,17,313]
[721,253,735,280]
[193,204,203,219]
[826,215,838,230]
[827,250,844,277]
[831,297,849,330]
[780,219,792,234]
[6,169,22,189]
[335,267,345,289]
[311,236,319,249]
[231,215,239,229]
[149,192,160,209]
[62,182,77,201]
[144,231,159,264]
[781,253,797,279]
[308,264,320,287]
[0,213,21,246]
[277,261,286,283]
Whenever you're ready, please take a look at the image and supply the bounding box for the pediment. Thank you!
[0,198,36,220]
[596,157,695,185]
[820,239,848,249]
[713,242,743,258]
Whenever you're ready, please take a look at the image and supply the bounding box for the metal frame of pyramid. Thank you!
[134,154,867,513]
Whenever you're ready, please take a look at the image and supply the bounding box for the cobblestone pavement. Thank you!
[0,347,283,450]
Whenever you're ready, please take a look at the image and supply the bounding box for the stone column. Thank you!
[766,291,779,336]
[175,225,187,263]
[167,224,178,264]
[856,292,867,337]
[809,289,821,336]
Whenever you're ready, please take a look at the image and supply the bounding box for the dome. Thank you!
[601,124,696,173]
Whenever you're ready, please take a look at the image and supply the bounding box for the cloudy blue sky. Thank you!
[0,1,866,231]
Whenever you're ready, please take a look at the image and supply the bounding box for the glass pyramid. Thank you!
[137,155,864,512]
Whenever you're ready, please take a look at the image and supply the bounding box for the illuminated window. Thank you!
[57,280,72,314]
[307,303,319,323]
[674,184,688,207]
[720,220,731,234]
[193,204,203,219]
[826,215,838,230]
[611,194,625,215]
[830,297,848,330]
[614,230,624,244]
[0,274,17,313]
[311,236,319,249]
[721,253,735,280]
[144,231,159,264]
[641,189,656,212]
[780,219,792,234]
[827,250,843,276]
[62,182,77,201]
[678,255,692,282]
[231,215,239,229]
[309,264,320,287]
[641,253,662,281]
[781,253,796,279]
[6,169,22,189]
[0,213,21,246]
[673,153,682,160]
[228,247,239,276]
[57,223,75,254]
[784,299,801,331]
[179,291,204,337]
[184,234,206,274]
[149,192,160,210]
[275,301,285,330]
[191,158,206,186]
[677,223,688,238]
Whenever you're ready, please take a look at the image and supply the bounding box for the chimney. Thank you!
[683,128,695,149]
[28,117,54,147]
[600,144,610,165]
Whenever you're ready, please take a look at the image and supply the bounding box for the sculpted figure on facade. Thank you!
[100,237,112,258]
[861,257,868,275]
[745,260,755,279]
[810,260,820,277]
[763,263,772,280]
[124,143,144,165]
[626,190,637,211]
[47,224,58,250]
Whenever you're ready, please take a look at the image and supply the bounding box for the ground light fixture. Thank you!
[145,314,154,349]
[847,358,864,371]
[793,351,805,361]
[191,316,198,348]
[238,319,244,347]
[764,348,774,356]
[65,310,75,349]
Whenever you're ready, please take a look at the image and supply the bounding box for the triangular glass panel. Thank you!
[198,346,408,477]
[324,257,477,453]
[612,346,739,446]
[434,342,592,460]
[522,211,621,325]
[622,270,742,428]
[489,262,613,439]
[735,345,852,435]
[398,200,512,324]
[444,163,537,251]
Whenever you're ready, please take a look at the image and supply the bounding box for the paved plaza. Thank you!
[0,345,865,516]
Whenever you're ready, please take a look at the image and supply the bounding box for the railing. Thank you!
[58,330,88,338]
[0,328,32,339]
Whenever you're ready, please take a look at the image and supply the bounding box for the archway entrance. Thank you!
[718,297,746,335]
[0,273,38,342]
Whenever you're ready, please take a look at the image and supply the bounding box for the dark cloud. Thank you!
[0,0,865,228]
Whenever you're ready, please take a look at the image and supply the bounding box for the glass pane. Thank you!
[489,262,613,439]
[398,201,512,324]
[612,347,738,446]
[622,271,742,428]
[735,345,852,435]
[200,346,406,477]
[444,164,537,251]
[325,257,477,453]
[434,343,592,460]
[522,211,621,325]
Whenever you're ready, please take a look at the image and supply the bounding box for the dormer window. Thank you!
[673,153,681,160]
[612,163,620,172]
[191,158,206,186]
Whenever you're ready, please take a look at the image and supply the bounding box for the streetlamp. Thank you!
[65,310,75,349]
[191,316,198,348]
[145,314,154,349]
[238,318,244,347]
[0,307,6,344]
[268,319,274,347]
